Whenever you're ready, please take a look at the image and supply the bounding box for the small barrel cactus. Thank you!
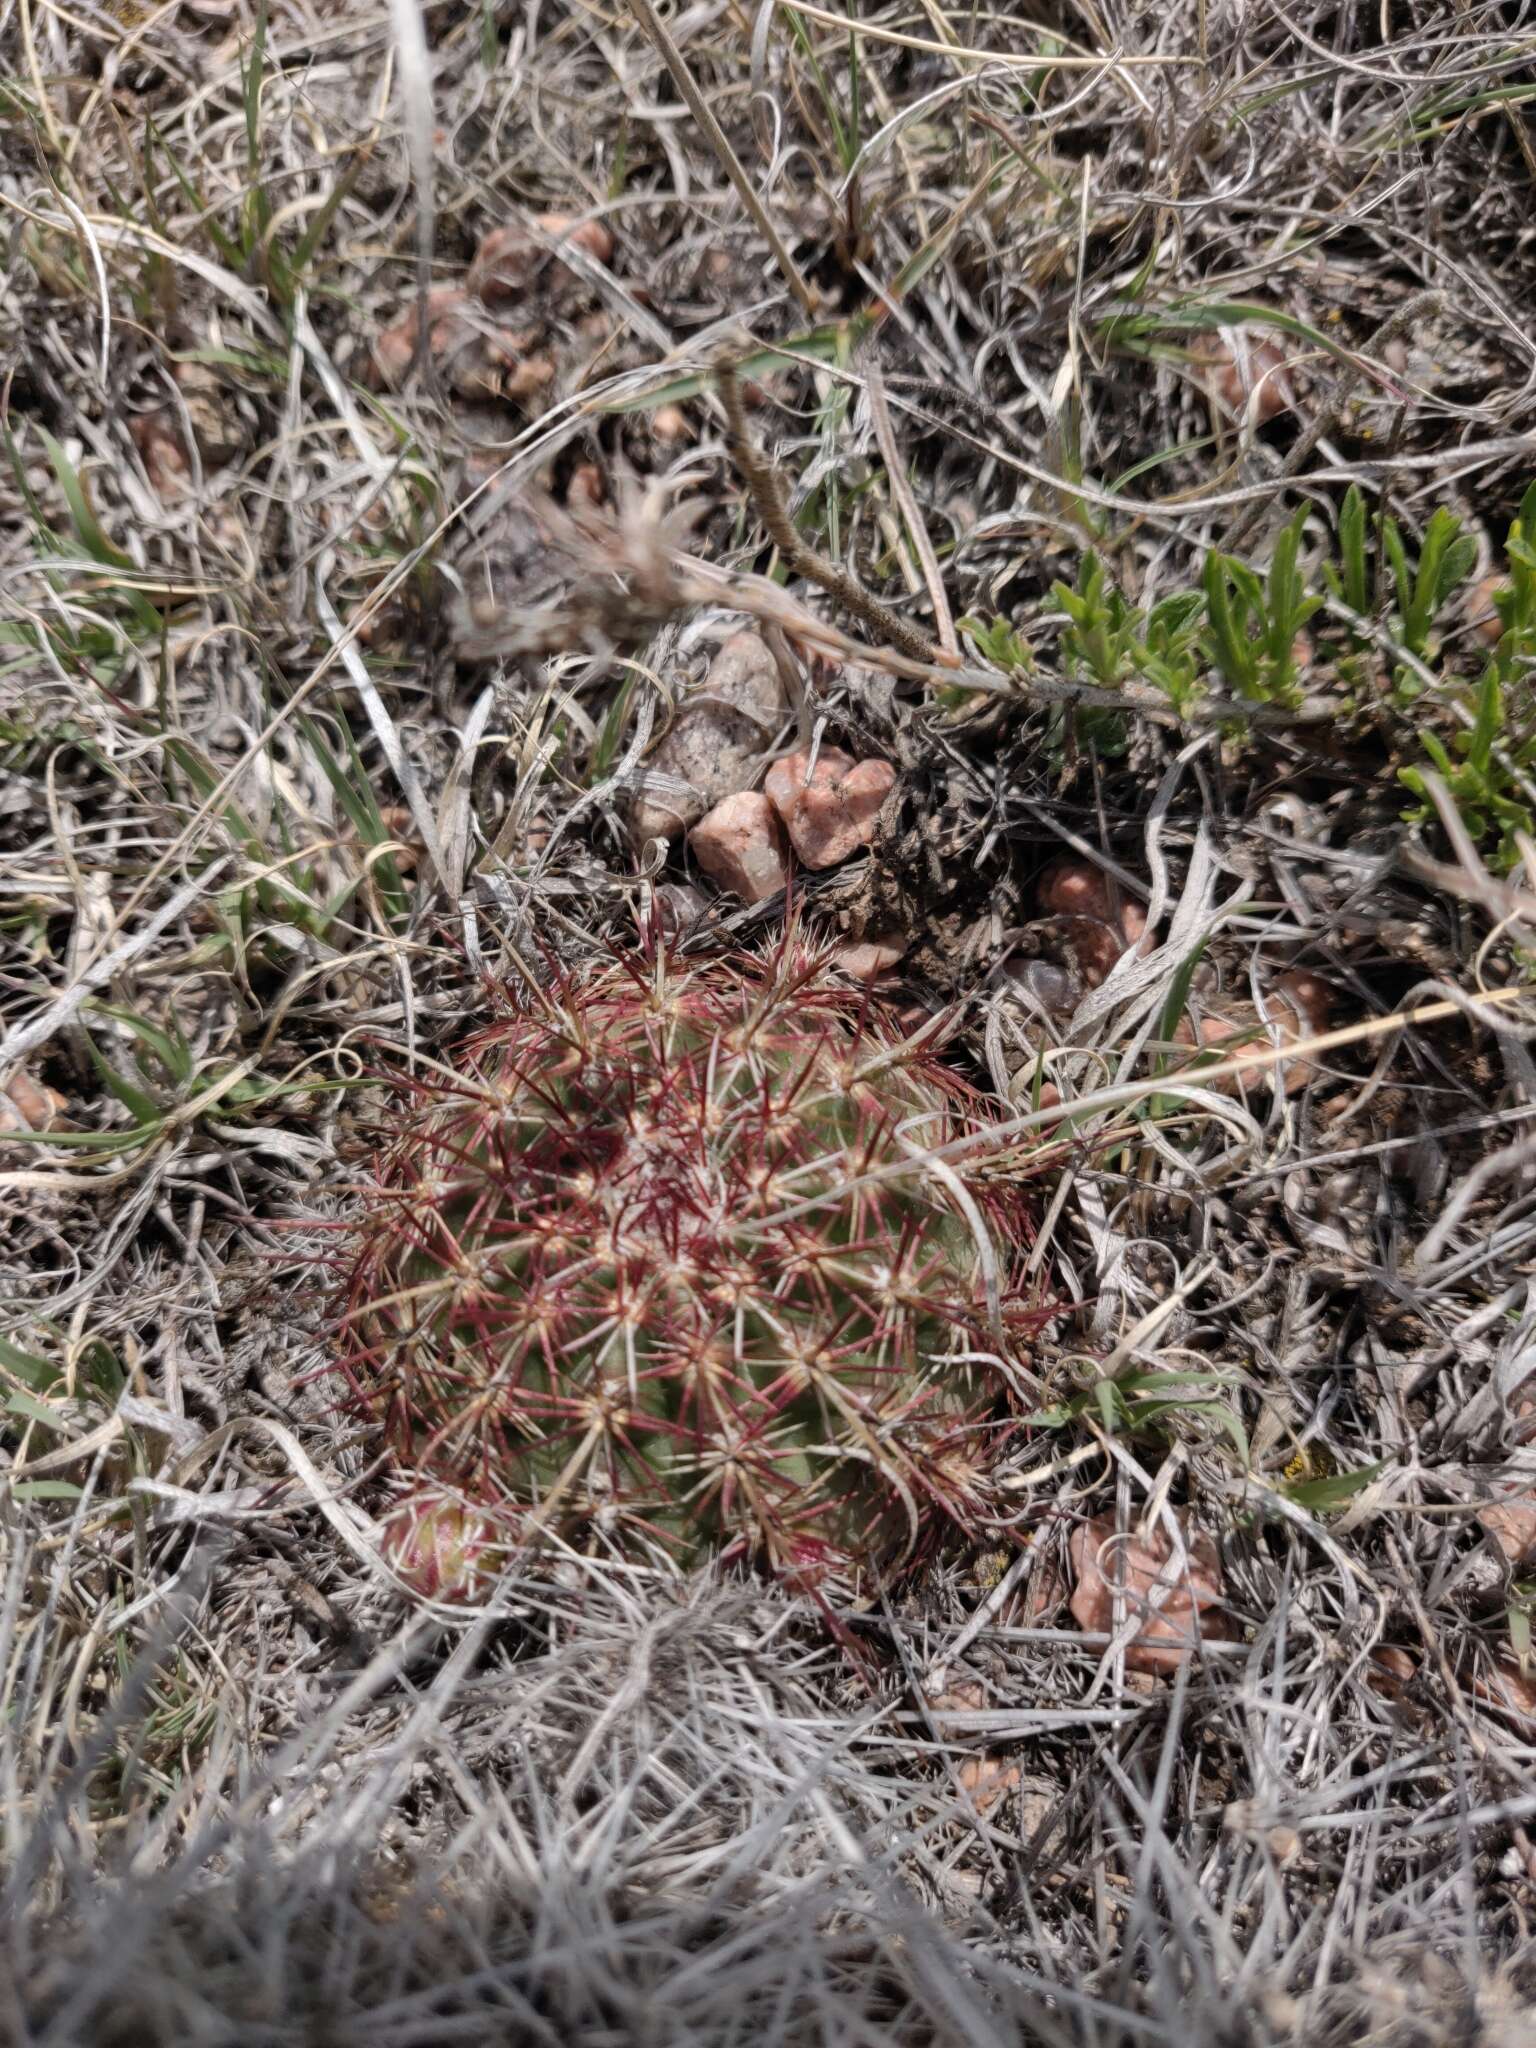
[379,1488,508,1603]
[333,942,1039,1588]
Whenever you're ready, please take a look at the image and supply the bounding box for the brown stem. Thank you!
[716,354,945,669]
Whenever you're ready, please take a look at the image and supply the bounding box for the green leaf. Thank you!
[36,427,135,572]
[1508,1603,1532,1671]
[288,147,371,281]
[0,1337,60,1395]
[1267,510,1303,629]
[1339,484,1369,615]
[0,1124,150,1155]
[163,738,263,849]
[81,1028,163,1124]
[1147,592,1203,637]
[783,6,850,167]
[244,0,269,168]
[82,1340,125,1401]
[1467,663,1503,777]
[296,713,407,922]
[6,1389,73,1434]
[1,415,49,534]
[1382,517,1411,625]
[86,1002,193,1086]
[147,114,242,269]
[1400,505,1473,655]
[1202,551,1255,694]
[1157,939,1209,1053]
[1224,558,1265,614]
[1097,298,1353,374]
[590,669,638,787]
[1280,1460,1385,1511]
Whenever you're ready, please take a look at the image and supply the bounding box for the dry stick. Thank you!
[866,361,958,658]
[679,549,1332,722]
[16,0,65,162]
[776,0,1191,71]
[385,0,441,390]
[1224,289,1442,551]
[716,354,946,668]
[627,0,817,322]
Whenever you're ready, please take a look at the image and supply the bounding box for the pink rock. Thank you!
[1478,1492,1536,1565]
[1069,1512,1233,1675]
[1171,972,1333,1096]
[828,937,906,981]
[369,288,551,401]
[764,749,895,869]
[630,632,788,843]
[1034,858,1149,954]
[470,212,613,305]
[1467,572,1508,647]
[689,792,790,903]
[1191,330,1297,423]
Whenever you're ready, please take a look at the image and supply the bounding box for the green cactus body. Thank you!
[335,946,1038,1586]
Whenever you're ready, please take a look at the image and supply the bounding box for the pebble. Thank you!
[1477,1494,1536,1564]
[1466,572,1507,646]
[370,288,552,402]
[470,213,614,305]
[651,882,710,934]
[828,937,907,981]
[2,1070,68,1133]
[651,404,691,444]
[630,632,788,843]
[1034,858,1148,952]
[689,792,790,903]
[1192,329,1297,422]
[129,410,191,496]
[764,748,895,868]
[1173,971,1332,1095]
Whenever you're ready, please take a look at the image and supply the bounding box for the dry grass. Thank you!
[5,0,1536,2041]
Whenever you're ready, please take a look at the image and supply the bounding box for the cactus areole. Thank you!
[334,944,1039,1589]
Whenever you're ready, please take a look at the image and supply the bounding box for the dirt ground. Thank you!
[5,3,1536,2043]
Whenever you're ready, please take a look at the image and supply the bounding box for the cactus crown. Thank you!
[334,943,1037,1588]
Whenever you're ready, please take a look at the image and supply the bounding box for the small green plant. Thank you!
[80,999,304,1127]
[1029,485,1535,873]
[1025,1361,1249,1463]
[96,1641,221,1814]
[1491,483,1536,647]
[1047,556,1204,718]
[959,612,1032,672]
[1138,592,1207,718]
[1049,553,1141,687]
[1385,504,1478,665]
[1400,663,1536,867]
[137,4,367,327]
[1200,507,1319,708]
[1399,483,1536,868]
[950,613,1034,716]
[1325,483,1478,703]
[1,1329,129,1505]
[783,2,863,177]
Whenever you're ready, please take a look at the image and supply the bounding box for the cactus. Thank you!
[379,1488,508,1603]
[333,942,1039,1589]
